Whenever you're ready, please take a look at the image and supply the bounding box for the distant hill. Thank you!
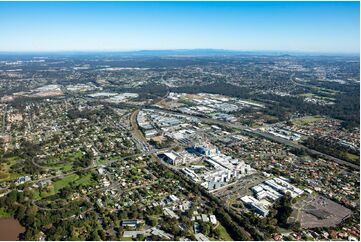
[0,49,358,58]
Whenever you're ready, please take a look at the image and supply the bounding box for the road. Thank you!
[1,105,7,134]
[130,109,149,152]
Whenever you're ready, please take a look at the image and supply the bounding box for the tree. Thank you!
[88,230,100,240]
[7,190,18,205]
[200,222,211,236]
[15,206,26,221]
[98,229,106,240]
[289,221,301,231]
[275,193,293,227]
[212,227,221,239]
[24,228,36,240]
[59,187,72,198]
[146,216,158,227]
[136,234,145,241]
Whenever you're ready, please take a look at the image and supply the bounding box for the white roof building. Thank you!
[164,152,177,162]
[209,215,217,225]
[195,233,210,241]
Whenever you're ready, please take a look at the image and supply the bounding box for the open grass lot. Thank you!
[294,80,340,95]
[291,115,324,126]
[0,171,21,182]
[34,174,80,199]
[216,223,233,241]
[343,152,360,163]
[299,92,336,101]
[74,173,94,186]
[61,164,73,172]
[32,190,41,200]
[40,161,73,172]
[53,174,80,193]
[96,154,131,165]
[120,237,132,241]
[37,151,84,171]
[261,114,279,124]
[240,98,265,107]
[300,93,316,97]
[96,158,108,166]
[316,88,339,96]
[0,156,22,182]
[33,172,96,200]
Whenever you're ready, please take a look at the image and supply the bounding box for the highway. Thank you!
[1,105,7,134]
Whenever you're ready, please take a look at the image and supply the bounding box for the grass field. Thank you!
[39,151,85,171]
[33,172,96,200]
[41,161,73,172]
[239,98,265,107]
[74,173,94,186]
[216,223,233,241]
[300,93,316,97]
[294,80,339,96]
[209,223,234,241]
[278,227,292,234]
[262,114,279,123]
[96,158,108,165]
[61,164,73,172]
[343,152,360,163]
[53,174,80,193]
[317,88,338,96]
[300,92,336,101]
[0,156,22,182]
[34,174,80,199]
[32,190,41,200]
[120,237,132,241]
[292,116,323,126]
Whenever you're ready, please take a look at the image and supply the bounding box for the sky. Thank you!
[0,1,359,53]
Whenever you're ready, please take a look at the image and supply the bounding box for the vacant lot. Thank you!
[292,116,323,126]
[289,194,352,228]
[0,156,22,182]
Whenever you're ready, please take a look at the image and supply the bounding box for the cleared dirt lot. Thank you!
[289,194,353,228]
[212,173,267,212]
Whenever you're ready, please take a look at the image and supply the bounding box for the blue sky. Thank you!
[0,1,359,53]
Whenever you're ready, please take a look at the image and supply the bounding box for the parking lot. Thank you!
[289,194,353,228]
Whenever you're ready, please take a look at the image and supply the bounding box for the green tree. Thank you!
[275,193,293,227]
[136,234,145,241]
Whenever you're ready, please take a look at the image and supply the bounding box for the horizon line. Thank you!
[0,48,359,56]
